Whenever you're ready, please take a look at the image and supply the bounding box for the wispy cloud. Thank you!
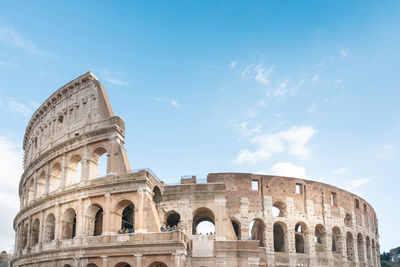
[7,99,32,116]
[155,97,180,108]
[345,178,370,190]
[97,70,128,86]
[333,167,348,175]
[241,63,275,86]
[379,144,397,158]
[234,121,262,138]
[0,26,53,57]
[339,49,348,58]
[229,60,237,70]
[270,162,308,179]
[234,125,315,164]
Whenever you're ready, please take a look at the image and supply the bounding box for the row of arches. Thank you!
[24,147,108,205]
[64,262,168,267]
[19,200,136,250]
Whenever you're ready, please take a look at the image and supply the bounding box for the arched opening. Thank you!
[249,219,265,247]
[28,178,34,203]
[37,171,46,198]
[331,227,341,253]
[344,213,352,227]
[49,163,61,192]
[148,262,168,267]
[22,224,28,248]
[85,204,103,236]
[371,239,376,265]
[153,186,162,204]
[273,222,286,252]
[91,147,107,178]
[114,263,131,267]
[314,224,326,252]
[62,208,77,239]
[346,232,355,261]
[272,201,286,217]
[165,211,181,231]
[44,214,55,243]
[192,207,215,235]
[295,222,307,253]
[66,155,82,185]
[63,265,72,267]
[231,220,241,240]
[87,264,98,267]
[366,236,371,262]
[357,233,364,262]
[31,219,40,246]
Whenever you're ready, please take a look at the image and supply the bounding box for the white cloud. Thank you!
[0,26,52,57]
[379,144,396,158]
[155,97,180,108]
[333,167,348,175]
[345,178,370,190]
[339,49,348,58]
[254,65,274,86]
[7,99,32,116]
[229,60,237,70]
[235,121,262,138]
[0,136,23,252]
[234,125,315,164]
[257,100,267,108]
[335,79,343,85]
[244,108,258,118]
[267,79,303,98]
[270,162,308,179]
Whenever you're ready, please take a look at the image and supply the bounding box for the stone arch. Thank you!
[27,178,34,203]
[231,219,241,240]
[295,222,308,253]
[44,213,56,243]
[344,213,352,227]
[37,171,46,198]
[49,162,61,192]
[357,233,364,262]
[366,236,371,262]
[272,201,286,217]
[331,227,341,253]
[165,210,181,229]
[148,262,168,267]
[114,199,135,233]
[85,204,104,236]
[66,154,82,185]
[90,146,108,179]
[314,224,327,252]
[249,218,265,247]
[87,264,98,267]
[273,221,287,252]
[153,186,162,204]
[63,265,72,267]
[114,263,131,267]
[346,231,355,261]
[192,207,216,235]
[30,218,40,246]
[62,208,77,239]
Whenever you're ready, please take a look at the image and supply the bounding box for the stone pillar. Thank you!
[54,203,61,240]
[287,222,297,267]
[38,211,45,248]
[135,186,146,233]
[76,198,84,237]
[215,198,226,241]
[45,163,50,194]
[134,254,143,267]
[103,192,112,234]
[101,255,109,267]
[61,153,67,188]
[33,171,38,201]
[174,253,181,267]
[353,235,359,264]
[81,145,90,183]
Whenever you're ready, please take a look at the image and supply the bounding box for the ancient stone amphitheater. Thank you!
[13,72,380,267]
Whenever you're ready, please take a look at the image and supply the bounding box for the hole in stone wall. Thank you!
[192,207,215,235]
[231,220,240,240]
[273,222,285,252]
[249,219,265,247]
[166,212,181,228]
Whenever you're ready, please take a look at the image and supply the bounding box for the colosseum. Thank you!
[12,72,380,267]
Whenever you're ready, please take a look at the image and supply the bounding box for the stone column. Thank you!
[215,198,226,241]
[135,186,146,233]
[76,198,84,237]
[54,203,61,240]
[287,222,297,267]
[39,211,45,248]
[134,254,143,267]
[45,163,50,194]
[103,192,112,234]
[33,171,38,201]
[101,255,109,267]
[81,145,90,183]
[61,153,67,188]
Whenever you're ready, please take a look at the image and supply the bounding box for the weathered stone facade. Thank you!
[13,72,380,267]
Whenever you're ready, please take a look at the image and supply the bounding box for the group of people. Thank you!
[117,228,134,234]
[160,225,182,232]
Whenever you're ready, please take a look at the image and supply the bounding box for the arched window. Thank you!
[165,211,181,229]
[49,163,61,192]
[23,224,29,248]
[87,264,98,267]
[314,224,326,252]
[331,227,341,253]
[114,200,135,233]
[62,208,77,239]
[66,155,82,185]
[249,219,265,247]
[231,220,241,240]
[148,262,168,267]
[371,239,376,264]
[366,236,371,262]
[272,201,286,217]
[357,233,364,262]
[273,222,286,252]
[192,207,215,235]
[344,213,352,227]
[85,204,103,236]
[153,186,162,204]
[114,263,131,267]
[44,214,56,243]
[31,219,40,246]
[122,204,135,232]
[295,222,308,253]
[346,232,355,261]
[92,147,107,179]
[37,171,46,198]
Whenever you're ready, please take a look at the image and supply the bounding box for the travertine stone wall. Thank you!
[12,73,380,267]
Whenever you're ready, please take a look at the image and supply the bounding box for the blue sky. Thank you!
[0,1,399,253]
